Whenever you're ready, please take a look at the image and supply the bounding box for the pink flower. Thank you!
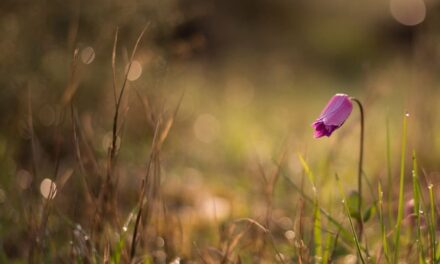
[312,94,353,138]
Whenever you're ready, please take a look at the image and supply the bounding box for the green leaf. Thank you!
[363,204,376,222]
[347,191,361,221]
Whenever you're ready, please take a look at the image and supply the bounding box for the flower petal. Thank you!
[312,94,353,138]
[322,95,353,126]
[312,121,338,138]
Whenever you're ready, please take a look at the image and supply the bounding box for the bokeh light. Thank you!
[193,114,220,143]
[197,196,230,220]
[126,60,142,81]
[390,0,426,26]
[17,169,32,190]
[284,230,296,241]
[102,132,121,152]
[80,46,95,64]
[40,178,57,199]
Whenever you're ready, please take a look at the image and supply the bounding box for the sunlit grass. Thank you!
[2,2,440,262]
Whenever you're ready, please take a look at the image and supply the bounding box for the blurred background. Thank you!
[1,0,440,262]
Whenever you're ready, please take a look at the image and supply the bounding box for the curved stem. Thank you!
[351,98,364,241]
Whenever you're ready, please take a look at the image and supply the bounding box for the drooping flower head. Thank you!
[312,94,353,138]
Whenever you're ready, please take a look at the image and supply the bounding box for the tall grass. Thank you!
[412,151,425,263]
[378,182,390,263]
[336,173,366,264]
[393,113,409,264]
[298,154,323,263]
[3,29,440,264]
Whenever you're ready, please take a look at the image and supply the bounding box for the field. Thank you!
[1,0,440,263]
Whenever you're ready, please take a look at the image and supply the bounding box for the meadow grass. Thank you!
[1,26,440,264]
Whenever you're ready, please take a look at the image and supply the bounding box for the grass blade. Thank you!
[378,182,390,263]
[280,169,352,241]
[393,113,409,264]
[298,153,316,191]
[412,151,426,264]
[322,231,335,264]
[313,201,323,263]
[386,117,393,225]
[428,184,436,263]
[297,154,322,262]
[335,174,366,264]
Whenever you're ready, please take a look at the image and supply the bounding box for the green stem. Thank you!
[428,184,436,262]
[386,117,393,225]
[351,98,365,241]
[393,113,409,263]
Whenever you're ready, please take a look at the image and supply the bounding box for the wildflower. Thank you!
[312,94,353,138]
[313,93,366,240]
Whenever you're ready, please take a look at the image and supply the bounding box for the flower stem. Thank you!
[351,98,364,241]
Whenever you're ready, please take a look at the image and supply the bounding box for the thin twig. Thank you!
[112,27,119,106]
[193,242,209,264]
[70,104,94,206]
[110,23,150,168]
[130,121,161,260]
